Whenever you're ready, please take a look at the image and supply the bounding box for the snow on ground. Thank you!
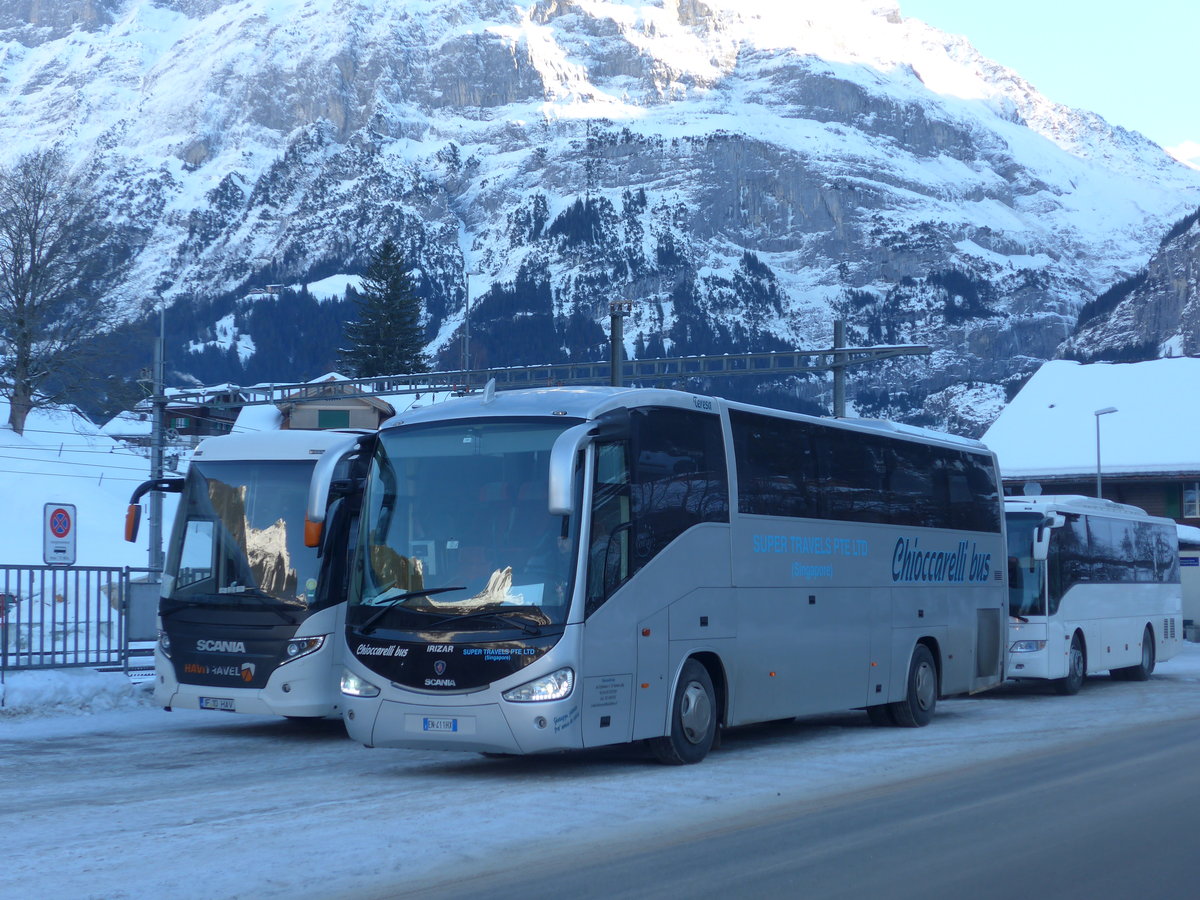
[0,401,157,568]
[0,667,151,717]
[1,644,1199,900]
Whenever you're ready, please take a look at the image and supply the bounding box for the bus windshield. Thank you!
[164,459,321,610]
[1006,511,1045,617]
[349,419,581,631]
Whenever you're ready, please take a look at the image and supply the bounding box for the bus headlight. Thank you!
[340,667,380,698]
[1010,640,1047,653]
[281,635,326,665]
[158,630,171,659]
[502,667,575,703]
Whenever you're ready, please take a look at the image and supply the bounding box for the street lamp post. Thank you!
[1094,406,1117,499]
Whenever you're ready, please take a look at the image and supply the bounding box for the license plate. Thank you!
[423,717,458,733]
[199,697,236,711]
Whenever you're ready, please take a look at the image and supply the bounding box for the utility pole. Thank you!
[609,300,632,387]
[149,302,166,576]
[463,269,480,384]
[832,319,847,418]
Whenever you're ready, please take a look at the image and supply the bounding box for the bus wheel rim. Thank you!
[679,682,712,744]
[914,660,935,711]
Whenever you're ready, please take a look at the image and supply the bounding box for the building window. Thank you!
[170,416,189,430]
[1184,483,1200,518]
[317,409,351,429]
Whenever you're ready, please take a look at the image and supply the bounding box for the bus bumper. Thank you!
[343,692,584,755]
[153,646,342,718]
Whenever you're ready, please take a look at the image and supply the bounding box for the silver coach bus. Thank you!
[337,387,1007,763]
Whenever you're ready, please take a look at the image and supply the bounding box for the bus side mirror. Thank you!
[125,505,142,543]
[123,477,185,542]
[1032,528,1049,561]
[549,423,593,516]
[1032,514,1064,561]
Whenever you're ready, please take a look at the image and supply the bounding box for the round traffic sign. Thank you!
[49,507,72,539]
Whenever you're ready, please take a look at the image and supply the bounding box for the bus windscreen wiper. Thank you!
[427,608,543,635]
[158,598,210,618]
[235,592,299,624]
[354,586,466,635]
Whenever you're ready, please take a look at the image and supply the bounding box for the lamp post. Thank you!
[1094,406,1117,499]
[463,269,480,379]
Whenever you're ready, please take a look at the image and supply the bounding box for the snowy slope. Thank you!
[0,402,158,568]
[3,0,1198,432]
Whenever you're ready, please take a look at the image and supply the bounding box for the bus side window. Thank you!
[587,442,631,616]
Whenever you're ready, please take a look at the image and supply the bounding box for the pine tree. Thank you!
[339,239,428,377]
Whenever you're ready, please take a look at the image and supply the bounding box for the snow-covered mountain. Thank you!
[1059,206,1200,362]
[4,0,1199,432]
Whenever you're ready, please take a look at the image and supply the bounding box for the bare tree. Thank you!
[0,149,115,434]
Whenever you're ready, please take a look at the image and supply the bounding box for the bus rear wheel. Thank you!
[888,644,937,727]
[1112,626,1156,681]
[1055,633,1086,695]
[650,659,717,765]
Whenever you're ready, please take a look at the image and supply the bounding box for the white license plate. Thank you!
[423,717,458,733]
[199,697,236,711]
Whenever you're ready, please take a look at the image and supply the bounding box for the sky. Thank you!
[900,0,1199,157]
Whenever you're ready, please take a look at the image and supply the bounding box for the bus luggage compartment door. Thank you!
[631,607,670,740]
[581,674,633,747]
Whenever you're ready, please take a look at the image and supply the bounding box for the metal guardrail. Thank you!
[0,566,159,677]
[155,346,933,409]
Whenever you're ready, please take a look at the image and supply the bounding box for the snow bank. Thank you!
[0,668,153,718]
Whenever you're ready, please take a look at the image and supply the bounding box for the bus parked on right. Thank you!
[1006,495,1182,694]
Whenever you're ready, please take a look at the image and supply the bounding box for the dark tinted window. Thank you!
[1050,514,1180,610]
[630,407,728,566]
[730,410,1001,532]
[587,407,728,617]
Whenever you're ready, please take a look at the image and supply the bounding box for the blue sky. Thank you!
[900,0,1198,153]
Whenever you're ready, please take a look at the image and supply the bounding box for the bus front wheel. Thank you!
[1056,633,1086,695]
[650,659,717,765]
[889,644,937,727]
[1112,626,1155,681]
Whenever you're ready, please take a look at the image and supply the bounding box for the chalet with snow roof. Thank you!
[982,359,1200,526]
[275,374,395,430]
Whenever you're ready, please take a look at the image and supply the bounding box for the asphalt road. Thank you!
[405,714,1200,900]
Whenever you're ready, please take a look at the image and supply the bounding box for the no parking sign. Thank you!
[43,503,77,566]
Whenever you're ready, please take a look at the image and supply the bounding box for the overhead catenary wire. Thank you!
[0,467,148,483]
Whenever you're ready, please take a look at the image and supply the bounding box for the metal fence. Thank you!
[0,565,160,676]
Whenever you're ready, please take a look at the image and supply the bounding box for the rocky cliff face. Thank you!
[2,0,1198,433]
[1060,208,1200,362]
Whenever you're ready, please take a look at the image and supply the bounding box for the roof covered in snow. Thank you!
[982,359,1200,479]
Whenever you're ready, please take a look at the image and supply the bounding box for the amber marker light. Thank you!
[304,517,323,548]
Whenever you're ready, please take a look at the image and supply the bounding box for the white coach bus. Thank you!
[128,430,369,718]
[337,386,1007,763]
[1006,496,1182,693]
